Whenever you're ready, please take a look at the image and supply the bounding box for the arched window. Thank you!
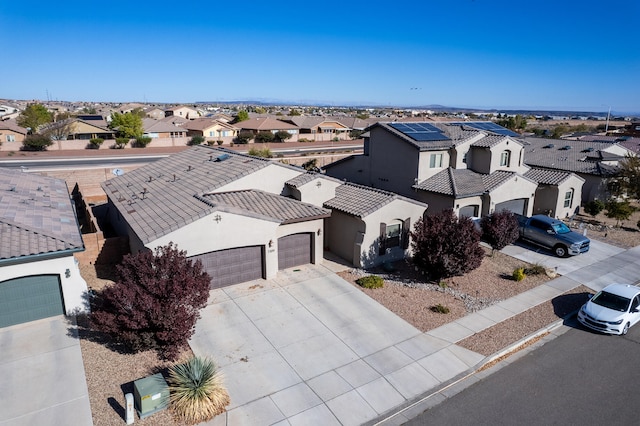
[564,188,574,208]
[500,150,511,167]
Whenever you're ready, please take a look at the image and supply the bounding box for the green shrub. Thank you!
[512,267,526,282]
[167,356,230,424]
[216,140,223,145]
[356,275,384,289]
[430,304,450,314]
[234,131,252,144]
[133,136,152,148]
[584,199,605,217]
[248,147,273,158]
[21,134,53,151]
[114,137,129,149]
[188,135,205,146]
[88,138,104,149]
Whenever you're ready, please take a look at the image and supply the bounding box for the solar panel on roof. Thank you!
[450,122,520,137]
[388,122,450,142]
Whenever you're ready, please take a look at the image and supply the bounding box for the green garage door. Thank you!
[0,275,65,328]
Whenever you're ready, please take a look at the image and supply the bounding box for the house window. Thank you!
[209,131,214,137]
[564,189,574,208]
[429,153,443,168]
[386,222,402,248]
[462,152,468,164]
[500,150,511,167]
[6,134,15,142]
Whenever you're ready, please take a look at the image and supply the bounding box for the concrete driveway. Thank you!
[190,263,484,425]
[0,316,92,426]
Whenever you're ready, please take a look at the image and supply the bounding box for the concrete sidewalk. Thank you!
[190,243,640,425]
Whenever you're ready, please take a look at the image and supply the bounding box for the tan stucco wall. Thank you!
[295,178,342,207]
[486,176,537,216]
[367,127,420,197]
[216,164,303,195]
[417,150,450,183]
[323,155,371,186]
[326,211,363,265]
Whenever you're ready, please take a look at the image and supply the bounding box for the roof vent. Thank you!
[543,144,554,149]
[559,145,572,150]
[215,153,230,162]
[582,147,594,152]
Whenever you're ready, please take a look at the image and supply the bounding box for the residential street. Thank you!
[406,318,640,426]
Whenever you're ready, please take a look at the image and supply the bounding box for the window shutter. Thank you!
[402,218,411,249]
[379,222,387,255]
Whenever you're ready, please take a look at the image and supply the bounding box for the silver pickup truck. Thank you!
[516,214,590,257]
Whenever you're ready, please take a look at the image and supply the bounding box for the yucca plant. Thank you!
[167,356,230,424]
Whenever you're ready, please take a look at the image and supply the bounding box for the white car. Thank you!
[578,284,640,335]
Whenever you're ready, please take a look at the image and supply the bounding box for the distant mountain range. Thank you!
[195,100,637,118]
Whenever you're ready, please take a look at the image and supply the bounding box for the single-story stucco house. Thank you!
[0,168,88,328]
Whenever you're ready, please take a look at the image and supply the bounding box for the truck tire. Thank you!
[554,244,568,257]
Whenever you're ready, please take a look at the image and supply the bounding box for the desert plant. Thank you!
[133,136,152,148]
[583,199,605,217]
[167,356,230,424]
[524,263,546,276]
[512,267,526,282]
[355,275,384,289]
[274,130,292,142]
[254,131,275,143]
[114,137,129,149]
[21,133,53,151]
[88,138,104,149]
[411,209,484,280]
[188,135,205,146]
[234,131,252,144]
[216,140,223,145]
[90,243,211,360]
[481,210,520,253]
[430,304,450,314]
[248,147,273,158]
[605,199,637,227]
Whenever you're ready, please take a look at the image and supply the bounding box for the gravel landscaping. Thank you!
[76,226,639,425]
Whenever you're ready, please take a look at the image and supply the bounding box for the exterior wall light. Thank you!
[65,269,71,278]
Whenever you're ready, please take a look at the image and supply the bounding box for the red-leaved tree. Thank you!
[480,210,520,254]
[411,209,484,280]
[91,243,211,360]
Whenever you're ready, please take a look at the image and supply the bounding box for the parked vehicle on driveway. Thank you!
[577,284,640,335]
[515,214,590,257]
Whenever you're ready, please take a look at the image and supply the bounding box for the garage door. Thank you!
[0,275,64,328]
[495,199,527,215]
[278,233,312,270]
[190,246,264,289]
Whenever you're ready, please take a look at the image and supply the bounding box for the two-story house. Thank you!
[324,121,584,219]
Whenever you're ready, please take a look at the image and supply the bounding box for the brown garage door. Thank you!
[190,246,264,289]
[278,233,312,270]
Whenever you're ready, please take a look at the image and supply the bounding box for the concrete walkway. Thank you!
[0,316,93,426]
[190,242,640,426]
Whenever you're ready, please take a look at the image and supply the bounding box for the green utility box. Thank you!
[133,373,169,419]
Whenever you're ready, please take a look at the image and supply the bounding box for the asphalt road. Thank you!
[406,318,640,426]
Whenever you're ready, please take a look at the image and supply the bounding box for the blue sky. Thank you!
[1,0,638,113]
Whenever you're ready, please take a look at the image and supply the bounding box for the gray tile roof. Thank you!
[373,122,515,151]
[201,190,330,224]
[0,169,83,261]
[103,146,276,244]
[285,172,342,189]
[324,183,426,218]
[524,168,581,185]
[142,118,187,133]
[522,137,622,176]
[413,168,520,197]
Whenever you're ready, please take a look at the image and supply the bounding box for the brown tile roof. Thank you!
[236,117,298,131]
[202,190,330,224]
[0,169,83,262]
[413,168,522,197]
[0,120,28,134]
[324,183,426,218]
[142,118,187,133]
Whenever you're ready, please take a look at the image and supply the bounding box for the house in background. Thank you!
[235,117,299,139]
[0,169,88,328]
[101,146,427,288]
[145,108,166,120]
[40,117,115,140]
[324,121,542,218]
[142,118,188,139]
[282,116,351,140]
[522,137,631,202]
[183,118,239,143]
[0,120,28,146]
[165,105,199,119]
